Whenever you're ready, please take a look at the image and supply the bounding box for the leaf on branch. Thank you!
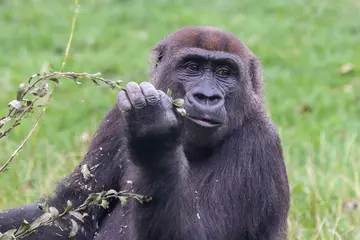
[8,100,21,110]
[0,117,11,128]
[69,219,79,238]
[69,211,84,223]
[172,98,184,108]
[80,192,105,208]
[28,73,40,84]
[30,83,48,97]
[49,207,59,219]
[176,108,187,116]
[90,78,100,86]
[49,78,60,84]
[100,199,109,209]
[133,195,152,204]
[16,84,26,101]
[102,79,122,89]
[81,164,93,180]
[60,200,73,217]
[28,212,52,230]
[71,76,83,85]
[14,220,31,237]
[86,72,101,78]
[0,229,16,240]
[118,196,128,206]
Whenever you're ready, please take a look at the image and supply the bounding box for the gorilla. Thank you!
[0,26,290,240]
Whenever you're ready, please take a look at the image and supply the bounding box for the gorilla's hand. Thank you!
[117,81,179,141]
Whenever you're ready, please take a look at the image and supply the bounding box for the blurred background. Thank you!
[0,0,359,239]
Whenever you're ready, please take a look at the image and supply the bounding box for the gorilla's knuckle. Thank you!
[132,98,146,109]
[146,94,160,104]
[140,82,159,104]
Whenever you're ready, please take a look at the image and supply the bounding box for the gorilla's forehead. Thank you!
[174,47,242,63]
[164,26,250,57]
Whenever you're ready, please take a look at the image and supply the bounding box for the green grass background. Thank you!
[0,0,359,239]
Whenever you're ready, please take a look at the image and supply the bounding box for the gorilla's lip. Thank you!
[186,115,222,128]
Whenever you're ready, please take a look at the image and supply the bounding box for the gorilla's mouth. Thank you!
[186,115,222,128]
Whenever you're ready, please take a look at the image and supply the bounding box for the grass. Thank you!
[0,0,359,239]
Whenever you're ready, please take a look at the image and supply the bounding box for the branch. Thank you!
[0,189,152,239]
[0,70,122,172]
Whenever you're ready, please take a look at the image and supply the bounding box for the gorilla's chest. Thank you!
[93,178,240,240]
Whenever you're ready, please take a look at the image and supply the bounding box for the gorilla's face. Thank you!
[153,48,247,147]
[177,48,238,128]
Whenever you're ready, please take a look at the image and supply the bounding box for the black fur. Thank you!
[0,26,290,240]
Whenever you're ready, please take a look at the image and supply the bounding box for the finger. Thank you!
[117,90,132,112]
[140,82,159,105]
[158,90,173,109]
[158,90,178,124]
[126,82,146,109]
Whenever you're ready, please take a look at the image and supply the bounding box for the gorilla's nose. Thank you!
[188,90,224,111]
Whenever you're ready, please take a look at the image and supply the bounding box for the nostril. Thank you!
[209,95,222,102]
[192,92,223,106]
[193,93,207,101]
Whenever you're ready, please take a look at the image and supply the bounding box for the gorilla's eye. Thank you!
[216,67,231,77]
[186,62,200,72]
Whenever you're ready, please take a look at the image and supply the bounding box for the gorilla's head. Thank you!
[149,26,265,147]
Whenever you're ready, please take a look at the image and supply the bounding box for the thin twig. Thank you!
[0,108,45,172]
[0,189,151,239]
[0,0,80,172]
[61,0,79,72]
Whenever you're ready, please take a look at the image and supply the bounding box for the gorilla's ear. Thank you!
[150,42,166,70]
[248,56,264,98]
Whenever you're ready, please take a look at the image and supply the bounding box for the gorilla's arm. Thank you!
[118,82,206,240]
[0,106,127,239]
[129,140,205,239]
[0,204,73,239]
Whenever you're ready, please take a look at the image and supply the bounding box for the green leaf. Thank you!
[100,199,109,209]
[167,88,173,97]
[49,78,59,84]
[28,212,52,230]
[14,220,31,236]
[16,83,26,101]
[8,100,21,110]
[0,117,11,127]
[176,108,187,116]
[81,164,92,180]
[118,196,128,206]
[88,72,102,78]
[28,73,40,84]
[30,83,48,97]
[60,200,73,216]
[69,211,84,223]
[80,192,104,207]
[0,229,16,240]
[49,207,59,219]
[104,189,118,197]
[172,98,184,107]
[69,219,79,238]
